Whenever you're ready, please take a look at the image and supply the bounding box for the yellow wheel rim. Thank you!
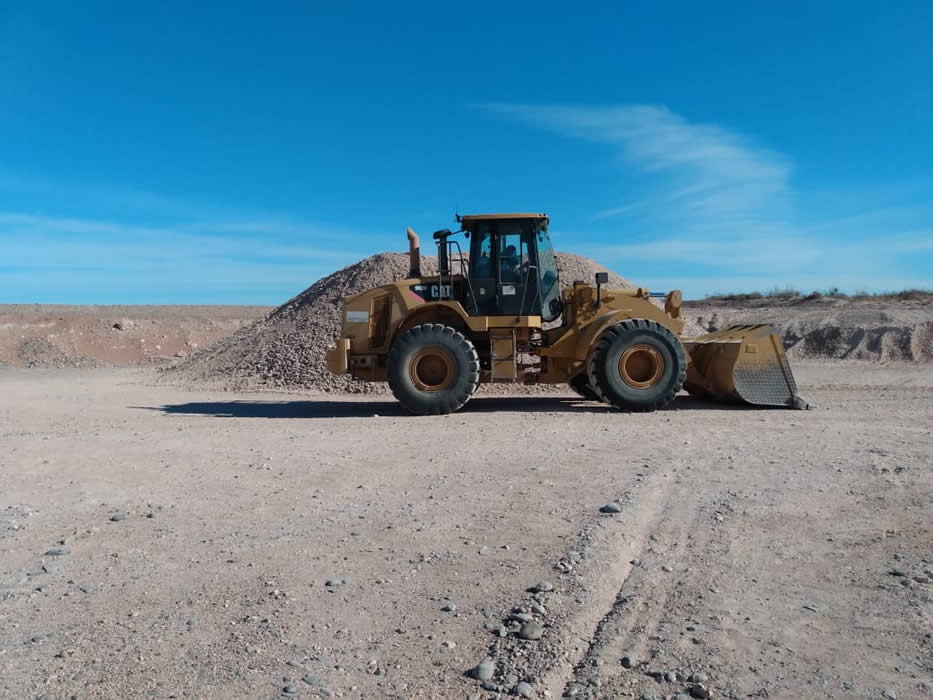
[618,344,664,389]
[409,347,455,392]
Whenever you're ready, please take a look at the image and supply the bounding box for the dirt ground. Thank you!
[1,363,931,700]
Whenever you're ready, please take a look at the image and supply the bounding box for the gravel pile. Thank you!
[17,337,102,369]
[166,251,630,393]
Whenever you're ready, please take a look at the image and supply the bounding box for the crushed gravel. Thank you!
[165,251,630,393]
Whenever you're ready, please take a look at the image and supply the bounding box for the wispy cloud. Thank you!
[480,103,932,295]
[0,212,364,303]
[0,168,398,302]
[480,103,791,228]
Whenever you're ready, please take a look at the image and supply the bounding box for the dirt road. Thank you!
[1,363,931,699]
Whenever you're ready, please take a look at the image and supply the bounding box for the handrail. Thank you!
[517,264,537,318]
[447,239,479,314]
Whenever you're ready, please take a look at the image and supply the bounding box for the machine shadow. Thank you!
[135,394,733,419]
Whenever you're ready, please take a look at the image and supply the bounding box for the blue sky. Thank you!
[2,1,932,303]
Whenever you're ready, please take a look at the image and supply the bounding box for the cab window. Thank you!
[498,232,522,283]
[473,230,493,277]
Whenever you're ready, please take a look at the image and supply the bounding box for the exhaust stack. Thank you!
[406,227,421,278]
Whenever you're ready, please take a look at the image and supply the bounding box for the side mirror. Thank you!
[594,272,609,308]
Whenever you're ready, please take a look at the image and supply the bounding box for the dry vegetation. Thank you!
[700,288,933,303]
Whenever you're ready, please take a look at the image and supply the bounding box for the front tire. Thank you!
[387,324,480,415]
[586,319,686,411]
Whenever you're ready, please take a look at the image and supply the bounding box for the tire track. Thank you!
[553,476,712,699]
[534,470,686,697]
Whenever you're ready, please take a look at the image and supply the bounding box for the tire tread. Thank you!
[387,323,479,415]
[586,319,686,412]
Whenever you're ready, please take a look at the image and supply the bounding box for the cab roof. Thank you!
[458,212,549,228]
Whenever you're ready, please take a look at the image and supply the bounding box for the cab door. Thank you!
[468,228,497,315]
[495,230,540,317]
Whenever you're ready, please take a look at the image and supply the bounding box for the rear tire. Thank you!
[568,372,602,402]
[586,319,685,411]
[387,323,480,415]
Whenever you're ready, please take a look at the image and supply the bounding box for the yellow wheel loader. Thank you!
[326,213,809,415]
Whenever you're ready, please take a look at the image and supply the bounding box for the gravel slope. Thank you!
[165,252,630,393]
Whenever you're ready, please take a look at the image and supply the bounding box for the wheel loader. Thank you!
[325,213,809,415]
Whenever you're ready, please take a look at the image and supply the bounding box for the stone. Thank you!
[45,547,69,556]
[481,680,497,691]
[510,612,533,623]
[689,684,710,699]
[620,656,634,668]
[888,568,906,577]
[600,502,623,514]
[664,671,678,683]
[534,581,554,592]
[442,601,456,612]
[518,621,543,640]
[283,685,297,695]
[473,658,495,681]
[516,681,533,697]
[880,690,896,700]
[110,512,126,522]
[325,578,344,588]
[689,672,708,683]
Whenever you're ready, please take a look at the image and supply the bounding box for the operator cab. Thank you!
[453,213,561,321]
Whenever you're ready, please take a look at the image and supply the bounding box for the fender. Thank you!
[571,309,640,361]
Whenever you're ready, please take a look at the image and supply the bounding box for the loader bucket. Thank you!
[682,325,810,409]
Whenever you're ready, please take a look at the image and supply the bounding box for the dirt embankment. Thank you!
[685,294,933,362]
[0,305,269,369]
[3,261,931,386]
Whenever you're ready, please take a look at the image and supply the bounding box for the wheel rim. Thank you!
[618,344,664,389]
[409,346,455,391]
